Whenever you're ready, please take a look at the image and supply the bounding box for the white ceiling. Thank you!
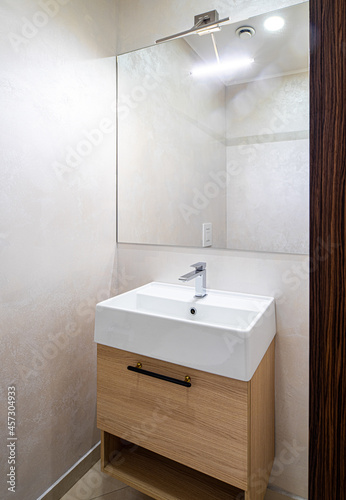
[185,2,309,86]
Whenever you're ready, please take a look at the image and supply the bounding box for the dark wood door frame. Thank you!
[310,0,346,498]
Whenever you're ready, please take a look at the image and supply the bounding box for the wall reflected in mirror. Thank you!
[117,2,309,254]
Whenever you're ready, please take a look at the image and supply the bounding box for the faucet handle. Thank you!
[191,262,206,271]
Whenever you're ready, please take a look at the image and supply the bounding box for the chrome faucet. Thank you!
[179,262,207,298]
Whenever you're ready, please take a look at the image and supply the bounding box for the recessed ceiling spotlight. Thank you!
[235,26,256,40]
[264,16,285,32]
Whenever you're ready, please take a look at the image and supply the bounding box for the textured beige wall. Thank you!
[116,1,308,498]
[0,1,117,499]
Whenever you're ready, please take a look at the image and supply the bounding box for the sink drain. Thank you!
[190,307,197,315]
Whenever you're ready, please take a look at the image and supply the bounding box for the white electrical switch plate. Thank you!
[202,223,212,247]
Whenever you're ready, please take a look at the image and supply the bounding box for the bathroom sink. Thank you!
[94,282,276,381]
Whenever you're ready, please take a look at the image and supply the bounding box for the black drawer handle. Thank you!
[127,363,191,387]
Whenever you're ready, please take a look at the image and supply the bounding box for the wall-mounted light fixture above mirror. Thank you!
[117,2,309,254]
[156,9,231,44]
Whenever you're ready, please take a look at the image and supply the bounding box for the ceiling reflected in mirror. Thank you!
[185,4,308,85]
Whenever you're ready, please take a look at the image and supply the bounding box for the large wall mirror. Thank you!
[117,2,309,254]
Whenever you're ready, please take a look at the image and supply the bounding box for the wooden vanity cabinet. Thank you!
[97,339,275,500]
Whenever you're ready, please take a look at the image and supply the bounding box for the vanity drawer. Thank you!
[97,344,249,489]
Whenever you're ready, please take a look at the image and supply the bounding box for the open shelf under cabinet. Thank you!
[101,430,244,500]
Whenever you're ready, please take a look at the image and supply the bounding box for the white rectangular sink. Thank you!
[94,282,276,381]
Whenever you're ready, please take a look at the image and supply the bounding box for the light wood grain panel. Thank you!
[101,431,245,500]
[101,430,121,469]
[246,340,275,500]
[97,345,249,489]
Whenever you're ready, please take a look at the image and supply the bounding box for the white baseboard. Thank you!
[265,485,307,500]
[36,441,101,500]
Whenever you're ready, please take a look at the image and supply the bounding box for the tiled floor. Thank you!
[60,460,151,500]
[61,460,291,500]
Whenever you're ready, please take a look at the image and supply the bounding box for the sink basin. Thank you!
[94,282,276,381]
